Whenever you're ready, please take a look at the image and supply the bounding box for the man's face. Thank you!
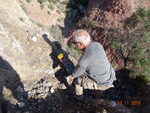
[73,41,85,50]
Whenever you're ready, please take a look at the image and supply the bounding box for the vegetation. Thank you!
[19,17,25,22]
[26,0,32,3]
[37,0,46,4]
[47,11,50,15]
[49,25,82,60]
[21,4,29,14]
[67,43,82,60]
[77,16,99,29]
[47,0,59,4]
[48,4,54,10]
[40,4,45,9]
[107,7,150,81]
[36,22,45,28]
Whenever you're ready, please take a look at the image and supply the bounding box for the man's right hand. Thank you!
[59,57,66,64]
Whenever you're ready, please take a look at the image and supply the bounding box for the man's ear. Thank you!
[79,42,85,48]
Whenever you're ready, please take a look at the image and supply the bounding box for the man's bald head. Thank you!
[74,29,91,45]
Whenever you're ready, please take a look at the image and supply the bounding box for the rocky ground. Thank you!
[1,68,144,113]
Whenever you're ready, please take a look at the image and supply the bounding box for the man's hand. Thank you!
[59,57,66,64]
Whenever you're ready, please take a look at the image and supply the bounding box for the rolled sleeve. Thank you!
[64,61,86,78]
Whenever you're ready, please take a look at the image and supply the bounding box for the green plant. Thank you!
[26,0,32,3]
[21,4,29,14]
[40,4,45,9]
[77,16,99,29]
[49,25,62,39]
[67,43,82,60]
[47,11,50,15]
[19,17,25,22]
[29,18,35,23]
[48,4,54,10]
[36,22,45,28]
[47,0,59,4]
[38,0,46,4]
[107,7,150,81]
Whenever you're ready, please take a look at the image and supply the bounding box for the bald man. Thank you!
[60,29,116,100]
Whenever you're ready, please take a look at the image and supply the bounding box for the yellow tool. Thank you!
[57,53,64,59]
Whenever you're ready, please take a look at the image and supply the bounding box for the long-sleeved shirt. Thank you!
[64,42,115,86]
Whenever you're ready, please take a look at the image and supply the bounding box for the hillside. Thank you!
[0,0,150,113]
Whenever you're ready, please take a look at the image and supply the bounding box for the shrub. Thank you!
[26,0,32,3]
[21,4,29,14]
[107,7,150,81]
[48,4,54,10]
[77,16,99,29]
[67,43,82,60]
[36,22,45,28]
[38,0,46,4]
[47,11,50,15]
[40,4,45,9]
[49,25,62,39]
[19,17,25,22]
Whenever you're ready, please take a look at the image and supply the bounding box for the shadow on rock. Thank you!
[0,56,24,113]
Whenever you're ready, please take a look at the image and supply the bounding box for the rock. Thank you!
[121,85,126,89]
[50,87,55,93]
[102,109,107,113]
[27,36,37,42]
[16,85,24,93]
[31,89,37,95]
[60,83,67,89]
[38,98,41,103]
[17,102,25,108]
[23,92,28,99]
[16,111,21,113]
[45,86,50,92]
[52,107,56,113]
[19,96,24,101]
[108,101,117,107]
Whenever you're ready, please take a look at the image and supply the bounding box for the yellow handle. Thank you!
[57,53,64,59]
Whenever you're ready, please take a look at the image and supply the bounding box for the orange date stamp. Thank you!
[118,101,141,105]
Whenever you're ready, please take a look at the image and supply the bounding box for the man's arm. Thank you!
[64,61,86,78]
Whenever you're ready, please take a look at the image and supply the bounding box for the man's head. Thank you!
[73,29,91,50]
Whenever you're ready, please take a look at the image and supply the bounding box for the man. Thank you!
[60,29,116,100]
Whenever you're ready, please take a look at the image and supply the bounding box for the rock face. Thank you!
[84,0,150,70]
[0,0,59,105]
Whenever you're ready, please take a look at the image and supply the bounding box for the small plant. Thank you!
[26,0,32,3]
[49,25,62,39]
[40,4,45,9]
[21,4,29,14]
[48,4,54,10]
[19,0,23,3]
[107,7,150,81]
[36,22,45,28]
[19,17,25,22]
[29,18,35,23]
[77,16,99,29]
[47,11,50,15]
[38,0,46,4]
[67,43,82,60]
